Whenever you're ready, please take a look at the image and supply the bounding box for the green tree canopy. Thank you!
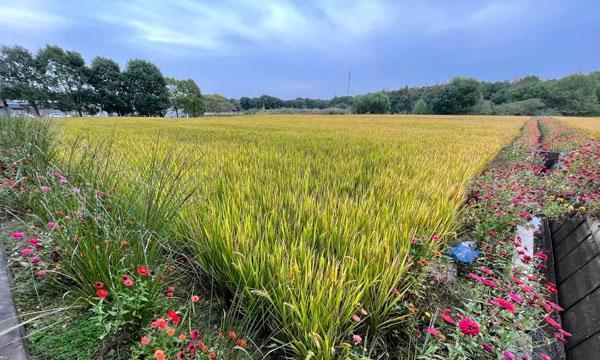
[352,92,390,114]
[0,46,46,115]
[431,77,481,114]
[89,57,130,115]
[123,59,169,116]
[36,45,92,116]
[166,78,205,117]
[412,98,429,114]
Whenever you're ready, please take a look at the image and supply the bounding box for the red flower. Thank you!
[236,338,248,348]
[228,330,237,340]
[151,318,167,329]
[440,308,455,325]
[167,310,181,323]
[96,289,108,298]
[490,298,516,313]
[458,317,480,336]
[137,266,149,276]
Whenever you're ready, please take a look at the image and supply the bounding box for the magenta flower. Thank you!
[20,248,33,256]
[30,256,41,264]
[40,186,51,192]
[28,238,41,246]
[508,292,523,303]
[10,232,24,239]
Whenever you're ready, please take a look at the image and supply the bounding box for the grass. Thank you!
[556,116,600,138]
[55,114,525,358]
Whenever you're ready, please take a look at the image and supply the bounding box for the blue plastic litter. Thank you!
[448,243,481,264]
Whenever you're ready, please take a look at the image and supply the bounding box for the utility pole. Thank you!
[347,69,351,97]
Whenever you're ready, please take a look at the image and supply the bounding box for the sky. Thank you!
[1,0,599,99]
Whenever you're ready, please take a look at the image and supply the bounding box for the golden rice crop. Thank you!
[556,116,600,138]
[57,114,524,358]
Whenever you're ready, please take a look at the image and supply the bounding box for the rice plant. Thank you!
[56,114,525,358]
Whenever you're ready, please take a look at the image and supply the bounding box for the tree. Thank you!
[543,74,599,115]
[388,91,411,113]
[0,46,46,115]
[431,77,481,114]
[412,98,429,114]
[89,57,130,115]
[179,79,205,117]
[203,94,236,113]
[352,92,390,114]
[123,59,169,116]
[36,45,93,116]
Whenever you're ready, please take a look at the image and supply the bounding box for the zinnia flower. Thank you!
[457,317,480,336]
[94,281,105,289]
[426,327,440,337]
[502,351,516,360]
[28,238,40,245]
[122,275,134,287]
[191,295,200,303]
[190,329,200,340]
[137,266,149,276]
[96,289,108,298]
[508,292,523,303]
[167,310,181,323]
[545,316,562,329]
[140,336,150,345]
[440,308,455,324]
[30,256,41,264]
[10,232,24,239]
[40,186,51,192]
[236,338,248,348]
[20,248,33,256]
[482,343,493,353]
[154,349,165,360]
[490,298,516,313]
[352,334,362,344]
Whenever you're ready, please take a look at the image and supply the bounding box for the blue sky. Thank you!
[1,0,598,99]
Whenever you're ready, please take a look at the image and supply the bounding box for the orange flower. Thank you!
[179,334,186,341]
[236,338,248,348]
[154,349,165,360]
[151,318,167,329]
[166,328,175,336]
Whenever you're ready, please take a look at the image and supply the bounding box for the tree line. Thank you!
[241,74,600,116]
[0,45,204,116]
[1,44,599,117]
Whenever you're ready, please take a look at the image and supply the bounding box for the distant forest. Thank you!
[1,44,598,116]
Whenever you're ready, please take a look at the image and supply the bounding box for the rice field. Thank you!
[556,116,600,137]
[56,114,525,358]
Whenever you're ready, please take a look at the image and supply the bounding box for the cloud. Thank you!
[0,0,550,55]
[0,3,70,32]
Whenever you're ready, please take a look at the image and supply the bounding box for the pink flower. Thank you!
[28,238,41,246]
[47,222,55,228]
[545,315,561,329]
[480,266,493,275]
[140,336,150,345]
[508,292,523,303]
[502,351,516,360]
[122,276,134,287]
[36,270,47,277]
[20,248,33,256]
[426,327,440,337]
[30,256,41,264]
[40,185,51,192]
[458,317,480,336]
[351,314,361,322]
[59,178,68,184]
[482,343,493,353]
[10,232,24,239]
[190,329,200,340]
[352,334,363,344]
[541,353,551,360]
[490,298,516,313]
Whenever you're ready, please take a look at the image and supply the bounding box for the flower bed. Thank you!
[410,118,599,359]
[0,118,256,359]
